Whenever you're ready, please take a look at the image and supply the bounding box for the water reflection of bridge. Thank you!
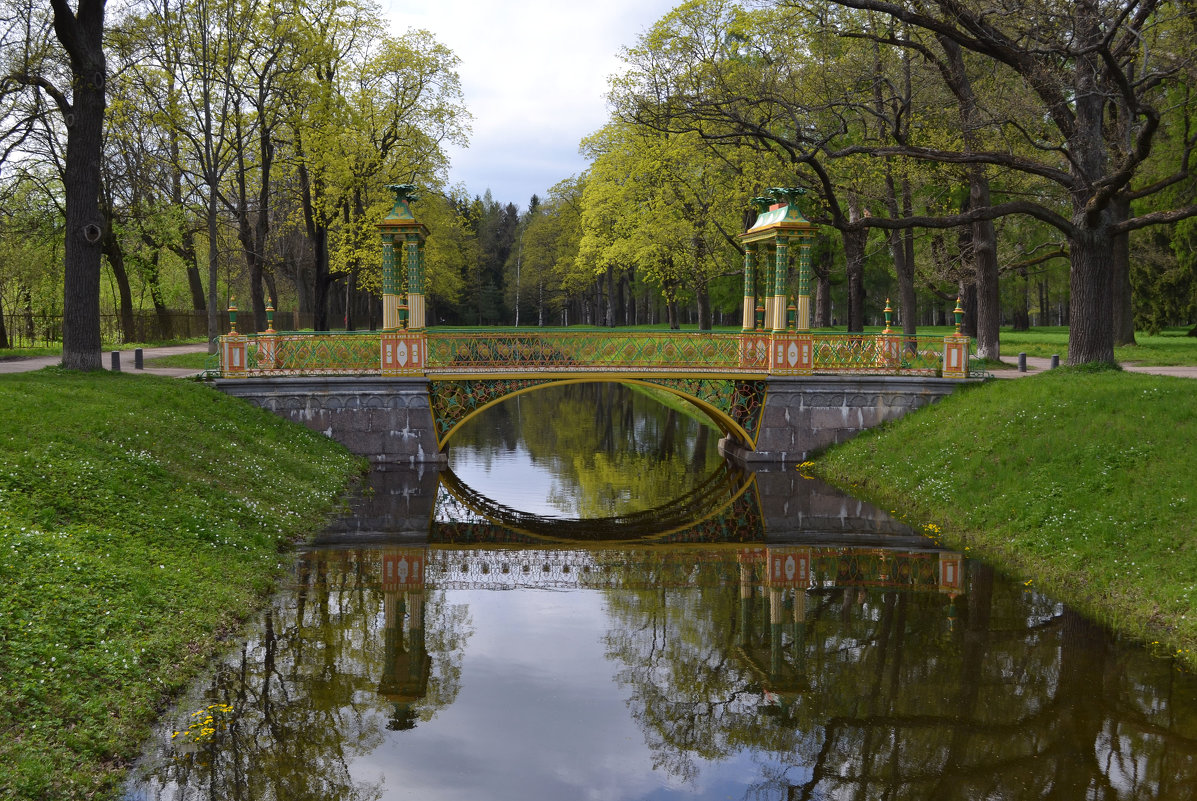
[325,541,964,727]
[309,463,964,722]
[432,461,761,544]
[316,465,941,550]
[367,545,963,594]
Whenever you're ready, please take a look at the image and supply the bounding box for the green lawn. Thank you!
[143,351,215,370]
[811,367,1197,668]
[0,346,60,360]
[998,326,1197,365]
[0,370,364,800]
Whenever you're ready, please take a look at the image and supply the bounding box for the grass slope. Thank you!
[813,368,1197,667]
[0,370,363,800]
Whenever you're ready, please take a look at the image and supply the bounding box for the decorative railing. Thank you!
[425,330,762,373]
[218,329,968,378]
[239,331,381,376]
[810,333,943,375]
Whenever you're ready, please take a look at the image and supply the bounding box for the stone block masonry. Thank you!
[214,373,969,467]
[721,375,963,465]
[214,377,445,465]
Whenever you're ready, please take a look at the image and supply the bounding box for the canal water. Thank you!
[126,383,1197,800]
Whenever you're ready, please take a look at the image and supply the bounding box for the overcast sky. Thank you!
[383,0,680,211]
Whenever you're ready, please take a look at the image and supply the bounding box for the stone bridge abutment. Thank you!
[719,375,962,464]
[214,374,963,466]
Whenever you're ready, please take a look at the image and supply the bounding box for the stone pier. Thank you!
[215,377,444,466]
[720,375,963,464]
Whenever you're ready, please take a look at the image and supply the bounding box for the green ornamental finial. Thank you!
[750,196,775,214]
[385,184,420,220]
[768,186,806,208]
[388,184,419,203]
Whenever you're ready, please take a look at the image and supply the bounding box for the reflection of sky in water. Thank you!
[447,444,566,518]
[352,590,780,801]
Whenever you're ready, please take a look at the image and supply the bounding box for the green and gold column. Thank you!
[742,246,756,332]
[740,243,770,368]
[795,235,813,330]
[378,184,429,375]
[381,233,400,329]
[772,237,789,332]
[405,233,424,330]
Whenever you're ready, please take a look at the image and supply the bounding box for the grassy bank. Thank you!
[812,367,1197,667]
[0,370,364,800]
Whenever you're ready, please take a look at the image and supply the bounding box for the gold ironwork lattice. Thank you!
[425,331,762,373]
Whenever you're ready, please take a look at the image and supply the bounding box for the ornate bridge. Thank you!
[214,186,975,462]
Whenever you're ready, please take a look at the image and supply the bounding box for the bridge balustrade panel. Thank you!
[244,331,382,376]
[809,333,943,375]
[425,330,765,374]
[219,330,961,378]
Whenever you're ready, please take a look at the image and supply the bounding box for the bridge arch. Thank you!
[428,376,766,453]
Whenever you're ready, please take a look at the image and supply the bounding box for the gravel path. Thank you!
[0,343,212,377]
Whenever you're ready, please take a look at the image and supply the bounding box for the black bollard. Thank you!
[1018,352,1027,372]
[110,351,121,372]
[1051,354,1059,369]
[134,348,144,369]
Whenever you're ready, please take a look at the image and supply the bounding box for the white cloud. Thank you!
[383,0,679,207]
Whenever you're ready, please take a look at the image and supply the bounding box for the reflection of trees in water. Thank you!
[449,382,723,518]
[605,557,1197,799]
[604,555,811,784]
[134,551,472,800]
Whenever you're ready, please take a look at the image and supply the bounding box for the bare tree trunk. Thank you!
[884,184,918,339]
[206,182,221,348]
[875,36,918,340]
[23,290,34,342]
[960,279,978,339]
[0,292,9,349]
[1012,269,1030,331]
[143,255,171,340]
[938,35,1000,359]
[1069,226,1117,364]
[696,282,712,330]
[233,107,271,333]
[297,149,331,331]
[626,267,636,325]
[971,185,1001,359]
[813,247,832,327]
[54,0,107,370]
[100,217,135,344]
[1110,196,1136,346]
[606,263,616,327]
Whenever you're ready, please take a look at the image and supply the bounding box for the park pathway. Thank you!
[0,343,210,377]
[989,355,1197,379]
